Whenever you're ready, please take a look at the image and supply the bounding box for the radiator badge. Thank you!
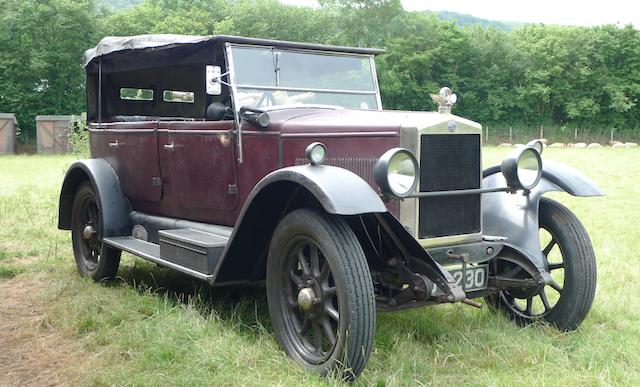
[448,120,457,132]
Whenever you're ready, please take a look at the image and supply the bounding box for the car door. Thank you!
[159,120,238,221]
[111,121,162,204]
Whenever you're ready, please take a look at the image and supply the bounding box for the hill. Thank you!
[436,10,525,31]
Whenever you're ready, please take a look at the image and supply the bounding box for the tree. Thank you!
[1,0,639,142]
[318,0,403,47]
[0,0,99,136]
[375,12,471,111]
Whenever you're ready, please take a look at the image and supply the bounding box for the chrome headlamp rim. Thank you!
[526,139,544,154]
[305,142,327,165]
[374,148,419,198]
[501,146,543,190]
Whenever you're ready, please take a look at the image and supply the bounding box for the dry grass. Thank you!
[0,274,91,386]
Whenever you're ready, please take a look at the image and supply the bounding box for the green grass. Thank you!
[1,148,639,385]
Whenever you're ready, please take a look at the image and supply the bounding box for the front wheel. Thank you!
[488,197,597,331]
[266,209,375,380]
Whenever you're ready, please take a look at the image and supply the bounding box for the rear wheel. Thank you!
[266,209,375,380]
[488,197,597,331]
[71,182,121,281]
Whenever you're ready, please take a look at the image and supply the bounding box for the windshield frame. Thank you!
[225,43,383,111]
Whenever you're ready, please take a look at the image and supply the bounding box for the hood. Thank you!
[256,106,482,135]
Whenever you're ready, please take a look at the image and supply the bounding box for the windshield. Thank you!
[229,46,380,110]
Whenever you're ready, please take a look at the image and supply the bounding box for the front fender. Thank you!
[58,159,131,237]
[482,160,603,269]
[253,164,388,215]
[212,164,387,284]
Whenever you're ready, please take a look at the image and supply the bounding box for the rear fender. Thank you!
[58,159,131,237]
[482,160,603,269]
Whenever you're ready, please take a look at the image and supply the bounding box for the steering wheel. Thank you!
[256,91,276,107]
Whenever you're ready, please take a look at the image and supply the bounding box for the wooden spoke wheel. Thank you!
[488,198,597,331]
[266,209,375,380]
[71,182,120,281]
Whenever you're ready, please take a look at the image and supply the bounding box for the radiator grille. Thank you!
[418,134,481,239]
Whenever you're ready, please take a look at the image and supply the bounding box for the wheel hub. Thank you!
[297,287,316,311]
[83,225,96,240]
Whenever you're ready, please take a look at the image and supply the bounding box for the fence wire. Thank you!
[483,126,639,145]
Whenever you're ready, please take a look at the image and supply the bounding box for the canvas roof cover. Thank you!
[83,34,384,71]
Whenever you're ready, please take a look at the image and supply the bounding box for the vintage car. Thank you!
[58,34,601,379]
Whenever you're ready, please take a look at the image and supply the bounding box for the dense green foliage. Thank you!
[1,0,638,141]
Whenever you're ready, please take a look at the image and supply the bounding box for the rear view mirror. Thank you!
[206,65,222,95]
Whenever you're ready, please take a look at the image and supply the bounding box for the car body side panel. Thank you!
[234,130,282,220]
[163,121,238,212]
[114,125,162,203]
[90,123,162,204]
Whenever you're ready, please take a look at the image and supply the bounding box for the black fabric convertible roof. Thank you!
[84,34,385,72]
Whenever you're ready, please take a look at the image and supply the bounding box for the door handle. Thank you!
[164,141,175,151]
[108,140,119,149]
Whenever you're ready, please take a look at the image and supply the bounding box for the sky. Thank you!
[278,0,640,27]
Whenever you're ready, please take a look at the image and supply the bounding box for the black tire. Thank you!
[71,182,121,281]
[488,197,597,331]
[266,209,375,380]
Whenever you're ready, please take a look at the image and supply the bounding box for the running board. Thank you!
[103,236,216,282]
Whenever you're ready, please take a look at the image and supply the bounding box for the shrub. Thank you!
[68,114,90,158]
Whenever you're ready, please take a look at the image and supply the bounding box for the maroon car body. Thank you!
[90,107,402,226]
[58,34,602,380]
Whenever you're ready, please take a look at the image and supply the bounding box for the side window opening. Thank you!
[120,88,154,101]
[97,63,228,122]
[163,90,195,103]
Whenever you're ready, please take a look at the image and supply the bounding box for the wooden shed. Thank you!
[36,115,72,154]
[0,113,18,155]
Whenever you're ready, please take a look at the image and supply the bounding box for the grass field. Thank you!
[1,147,639,386]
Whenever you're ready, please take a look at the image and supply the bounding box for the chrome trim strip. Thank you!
[241,130,281,136]
[399,126,418,236]
[159,129,278,136]
[408,186,508,198]
[369,55,383,110]
[227,43,375,58]
[235,84,377,95]
[263,104,343,111]
[89,128,155,133]
[225,42,243,163]
[281,131,397,138]
[159,129,230,135]
[419,232,484,248]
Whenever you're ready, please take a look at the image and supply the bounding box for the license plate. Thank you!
[448,264,488,292]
